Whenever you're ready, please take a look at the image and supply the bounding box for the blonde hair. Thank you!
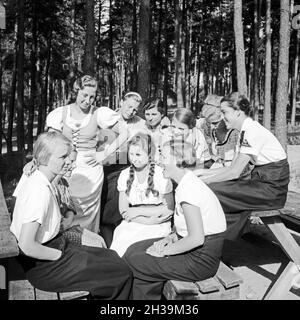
[33,132,72,166]
[122,91,142,104]
[162,139,196,168]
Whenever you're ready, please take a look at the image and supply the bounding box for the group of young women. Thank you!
[10,75,290,300]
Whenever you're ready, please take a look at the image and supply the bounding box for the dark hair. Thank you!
[126,133,159,198]
[143,98,164,115]
[172,108,196,129]
[220,92,252,116]
[162,139,196,168]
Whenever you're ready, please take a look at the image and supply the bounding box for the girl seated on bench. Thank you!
[123,139,226,300]
[110,133,174,257]
[10,131,132,299]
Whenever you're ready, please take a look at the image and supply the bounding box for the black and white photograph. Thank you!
[0,0,300,308]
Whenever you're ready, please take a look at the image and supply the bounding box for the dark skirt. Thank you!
[208,158,290,240]
[100,164,128,246]
[123,232,225,300]
[209,159,290,213]
[18,234,133,300]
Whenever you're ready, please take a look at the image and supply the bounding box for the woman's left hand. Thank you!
[83,151,106,166]
[146,244,165,257]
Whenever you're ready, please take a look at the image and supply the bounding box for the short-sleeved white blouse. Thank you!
[46,105,120,131]
[117,164,172,206]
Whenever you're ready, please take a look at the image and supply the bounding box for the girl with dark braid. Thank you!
[110,133,174,257]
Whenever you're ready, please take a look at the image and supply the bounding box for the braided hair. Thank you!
[125,133,159,198]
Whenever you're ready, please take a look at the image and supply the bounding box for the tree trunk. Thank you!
[83,0,95,76]
[97,0,102,82]
[0,30,2,154]
[275,0,290,149]
[163,0,169,115]
[233,0,247,96]
[38,26,52,135]
[16,0,25,152]
[175,0,184,108]
[68,1,76,100]
[109,0,114,108]
[154,0,163,96]
[137,0,151,101]
[28,0,38,152]
[263,0,272,130]
[291,31,300,126]
[131,0,138,91]
[185,0,191,109]
[253,0,260,120]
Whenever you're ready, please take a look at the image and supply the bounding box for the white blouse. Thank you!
[117,164,173,206]
[46,105,121,131]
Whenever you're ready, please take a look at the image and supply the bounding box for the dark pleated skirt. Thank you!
[209,158,290,214]
[18,234,133,300]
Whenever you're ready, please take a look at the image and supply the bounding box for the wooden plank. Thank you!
[195,277,221,293]
[0,265,5,289]
[35,288,58,300]
[168,280,199,295]
[194,284,240,300]
[58,291,89,300]
[0,182,19,259]
[251,210,280,218]
[215,262,243,289]
[9,280,35,300]
[265,262,299,300]
[262,216,300,267]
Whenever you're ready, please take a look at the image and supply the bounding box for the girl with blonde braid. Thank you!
[110,133,174,257]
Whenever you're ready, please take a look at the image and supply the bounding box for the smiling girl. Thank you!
[46,75,128,233]
[194,92,290,240]
[165,108,212,168]
[110,133,174,257]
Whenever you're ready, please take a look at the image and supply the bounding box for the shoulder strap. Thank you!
[62,105,68,126]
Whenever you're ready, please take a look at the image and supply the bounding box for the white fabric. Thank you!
[46,105,120,131]
[110,220,171,257]
[10,171,61,244]
[117,164,172,205]
[238,118,286,166]
[111,164,173,256]
[174,171,226,238]
[187,128,211,163]
[46,105,120,232]
[161,127,211,164]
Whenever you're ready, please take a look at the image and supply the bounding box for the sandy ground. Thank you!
[222,224,300,300]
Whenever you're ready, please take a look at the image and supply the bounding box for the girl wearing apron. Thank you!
[46,75,127,233]
[194,92,290,240]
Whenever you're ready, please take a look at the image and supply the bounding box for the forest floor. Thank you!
[1,145,300,300]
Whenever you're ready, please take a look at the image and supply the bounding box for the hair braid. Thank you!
[145,162,159,197]
[125,165,135,196]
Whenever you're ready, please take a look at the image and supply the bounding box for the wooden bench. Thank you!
[250,190,300,300]
[9,280,89,300]
[0,181,19,290]
[163,261,243,300]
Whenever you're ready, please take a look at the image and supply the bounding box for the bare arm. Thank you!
[18,222,62,261]
[123,192,175,224]
[194,153,251,184]
[162,202,204,255]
